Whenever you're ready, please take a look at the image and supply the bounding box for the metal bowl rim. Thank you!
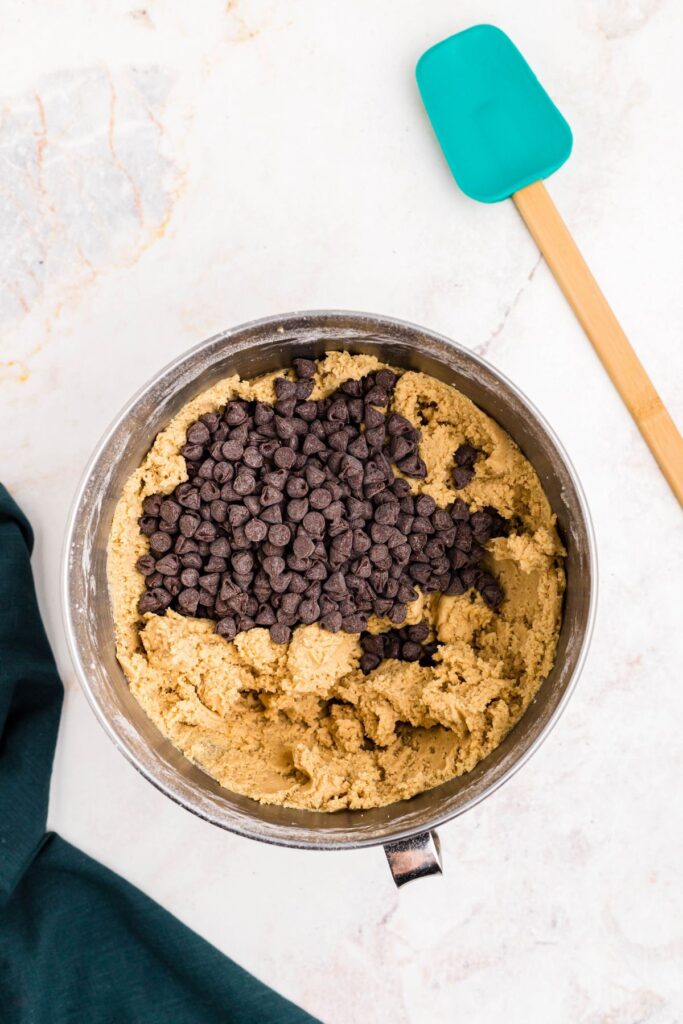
[61,308,598,850]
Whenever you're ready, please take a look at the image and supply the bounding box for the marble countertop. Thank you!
[3,1,682,1021]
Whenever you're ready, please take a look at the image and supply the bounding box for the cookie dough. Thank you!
[108,352,564,811]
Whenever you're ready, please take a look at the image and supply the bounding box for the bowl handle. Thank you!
[383,830,442,886]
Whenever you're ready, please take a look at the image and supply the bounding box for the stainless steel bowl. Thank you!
[63,311,596,884]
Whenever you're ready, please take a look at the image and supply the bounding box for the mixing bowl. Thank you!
[62,311,596,885]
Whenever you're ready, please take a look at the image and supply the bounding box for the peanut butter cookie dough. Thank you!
[108,352,564,811]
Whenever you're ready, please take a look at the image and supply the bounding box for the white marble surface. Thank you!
[3,1,682,1021]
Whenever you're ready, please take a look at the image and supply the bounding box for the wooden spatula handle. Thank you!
[513,180,683,506]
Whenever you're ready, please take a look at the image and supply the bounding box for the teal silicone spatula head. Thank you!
[416,24,572,203]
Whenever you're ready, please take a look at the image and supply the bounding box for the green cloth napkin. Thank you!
[0,485,318,1024]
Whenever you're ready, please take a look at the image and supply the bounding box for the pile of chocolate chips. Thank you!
[359,621,441,675]
[136,358,507,646]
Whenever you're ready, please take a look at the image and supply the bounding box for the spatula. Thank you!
[416,24,683,505]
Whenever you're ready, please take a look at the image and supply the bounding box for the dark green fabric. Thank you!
[0,485,318,1024]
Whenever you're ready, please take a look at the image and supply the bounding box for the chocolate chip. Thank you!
[297,401,318,423]
[374,503,398,526]
[268,524,291,546]
[201,412,220,432]
[158,500,181,526]
[482,584,503,608]
[387,436,412,463]
[233,471,256,496]
[178,587,200,614]
[341,378,362,397]
[286,477,308,499]
[259,485,282,507]
[430,510,451,532]
[239,518,264,543]
[142,494,163,516]
[455,443,479,467]
[407,622,429,643]
[384,634,401,659]
[275,397,296,418]
[359,652,381,674]
[228,552,251,576]
[287,498,308,522]
[273,446,296,469]
[292,357,316,379]
[263,555,286,577]
[342,613,368,632]
[327,398,349,424]
[275,416,295,440]
[233,572,253,593]
[214,462,234,485]
[452,466,474,489]
[187,421,210,445]
[470,510,493,541]
[399,641,420,662]
[260,505,282,525]
[386,413,412,435]
[255,604,276,626]
[364,386,389,406]
[298,598,320,624]
[139,516,159,536]
[270,572,292,594]
[288,573,308,593]
[371,523,394,545]
[365,425,386,449]
[415,494,436,517]
[216,616,237,639]
[388,603,407,625]
[224,401,248,425]
[397,454,427,478]
[254,402,274,426]
[182,444,205,462]
[136,554,157,576]
[242,446,263,469]
[296,509,321,536]
[138,588,172,614]
[178,513,200,538]
[150,532,172,554]
[261,541,285,558]
[329,430,351,453]
[304,562,326,582]
[219,439,242,461]
[198,572,220,594]
[375,369,397,391]
[278,592,299,615]
[323,571,346,596]
[179,567,200,587]
[268,622,290,644]
[194,521,217,542]
[274,378,297,399]
[359,634,383,655]
[289,534,312,559]
[181,552,203,570]
[177,487,201,511]
[318,610,340,633]
[460,567,481,589]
